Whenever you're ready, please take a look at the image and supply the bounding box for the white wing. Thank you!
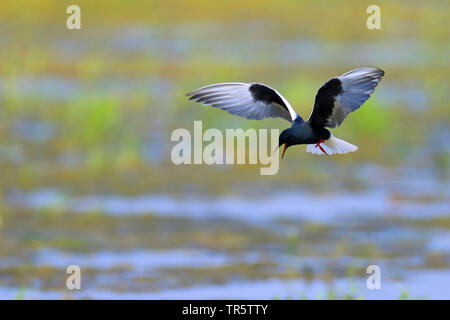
[187,82,299,122]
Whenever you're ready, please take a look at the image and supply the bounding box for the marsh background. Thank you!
[0,0,449,299]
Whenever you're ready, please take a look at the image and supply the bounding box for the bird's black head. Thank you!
[278,128,294,159]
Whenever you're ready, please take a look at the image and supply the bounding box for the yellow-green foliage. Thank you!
[0,0,447,186]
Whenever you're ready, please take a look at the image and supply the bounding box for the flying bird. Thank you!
[186,67,384,158]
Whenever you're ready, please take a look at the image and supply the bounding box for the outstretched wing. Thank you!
[187,82,299,122]
[307,67,384,128]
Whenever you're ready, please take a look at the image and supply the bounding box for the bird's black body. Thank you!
[279,118,330,148]
[249,81,336,148]
[187,67,384,157]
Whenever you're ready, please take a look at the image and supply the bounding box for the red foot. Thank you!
[315,139,327,154]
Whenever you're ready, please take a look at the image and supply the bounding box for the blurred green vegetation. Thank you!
[0,1,447,195]
[0,0,448,299]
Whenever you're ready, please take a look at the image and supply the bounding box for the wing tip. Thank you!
[186,82,246,99]
[341,66,385,79]
[365,66,385,78]
[186,89,198,98]
[371,66,385,77]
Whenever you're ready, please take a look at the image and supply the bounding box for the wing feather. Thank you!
[187,82,299,122]
[308,67,384,128]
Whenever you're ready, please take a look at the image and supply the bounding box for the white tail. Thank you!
[306,135,358,155]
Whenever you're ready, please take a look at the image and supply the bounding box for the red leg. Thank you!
[318,144,327,154]
[315,139,327,155]
[315,139,325,147]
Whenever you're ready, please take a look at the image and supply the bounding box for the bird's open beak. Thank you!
[281,143,288,159]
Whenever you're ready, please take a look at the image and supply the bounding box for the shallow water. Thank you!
[8,169,449,223]
[2,175,450,299]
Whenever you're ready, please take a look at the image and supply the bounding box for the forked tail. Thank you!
[306,135,358,155]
